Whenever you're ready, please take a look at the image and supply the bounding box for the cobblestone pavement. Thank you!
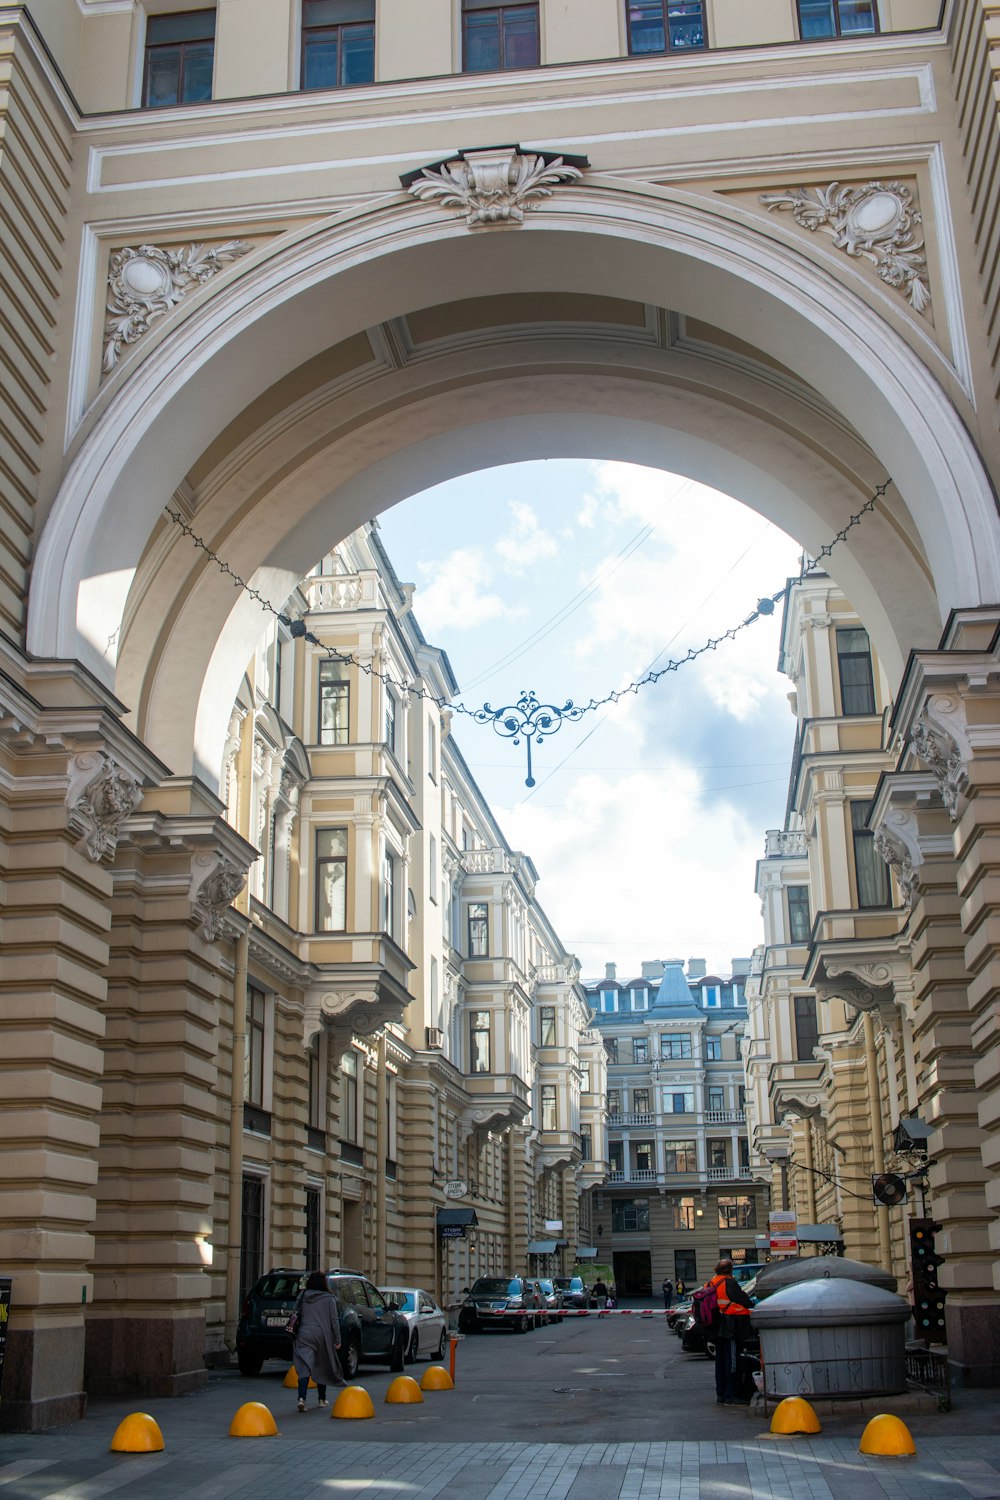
[2,1435,1000,1499]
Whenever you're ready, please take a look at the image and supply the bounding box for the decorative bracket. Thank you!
[909,700,969,820]
[66,752,142,862]
[189,851,249,942]
[405,146,587,228]
[305,986,407,1050]
[814,960,896,1016]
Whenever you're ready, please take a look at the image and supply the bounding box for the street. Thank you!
[2,1311,1000,1498]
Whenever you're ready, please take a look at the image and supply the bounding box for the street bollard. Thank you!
[449,1333,459,1385]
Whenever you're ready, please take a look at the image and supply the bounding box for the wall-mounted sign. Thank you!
[769,1211,798,1258]
[438,1224,466,1240]
[443,1179,468,1200]
[544,1220,563,1232]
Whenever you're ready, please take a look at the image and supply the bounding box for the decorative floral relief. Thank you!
[104,240,252,373]
[759,180,930,314]
[910,712,967,820]
[66,752,142,862]
[408,147,584,228]
[190,852,248,942]
[874,822,917,907]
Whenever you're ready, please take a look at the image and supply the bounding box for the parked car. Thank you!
[236,1267,408,1377]
[534,1278,565,1322]
[666,1296,694,1333]
[458,1276,545,1334]
[379,1285,449,1363]
[679,1310,716,1358]
[553,1274,588,1309]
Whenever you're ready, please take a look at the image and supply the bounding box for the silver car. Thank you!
[379,1285,449,1363]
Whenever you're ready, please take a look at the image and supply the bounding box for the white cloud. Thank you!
[497,766,766,978]
[414,548,516,634]
[495,501,559,572]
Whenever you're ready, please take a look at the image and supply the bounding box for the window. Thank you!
[707,1085,725,1111]
[633,1088,650,1115]
[709,1139,728,1169]
[633,1036,648,1063]
[307,1040,322,1130]
[609,1141,624,1172]
[539,1006,556,1045]
[703,984,721,1007]
[718,1196,756,1230]
[672,1196,696,1230]
[382,849,398,940]
[611,1198,650,1232]
[794,995,820,1060]
[246,986,267,1106]
[470,1010,491,1073]
[627,0,705,53]
[384,689,397,755]
[340,1051,359,1142]
[675,1248,698,1282]
[600,988,619,1013]
[705,1036,721,1062]
[429,836,437,905]
[664,1089,695,1114]
[787,885,811,943]
[462,0,539,71]
[604,1037,619,1064]
[302,0,375,90]
[239,1174,265,1301]
[318,660,350,744]
[541,1084,557,1130]
[660,1033,692,1059]
[631,986,649,1011]
[142,10,215,108]
[836,627,877,715]
[468,902,489,956]
[851,800,890,907]
[664,1140,697,1172]
[798,0,877,38]
[580,1128,592,1161]
[427,718,437,781]
[607,1088,621,1117]
[316,828,348,930]
[634,1140,654,1171]
[580,1064,591,1093]
[305,1186,321,1268]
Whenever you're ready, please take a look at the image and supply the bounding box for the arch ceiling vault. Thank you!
[30,173,1000,786]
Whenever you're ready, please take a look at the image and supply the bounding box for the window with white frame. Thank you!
[705,1036,721,1061]
[470,1010,491,1073]
[539,1006,556,1045]
[660,1033,692,1059]
[630,986,649,1011]
[703,984,721,1007]
[633,1035,648,1063]
[246,986,269,1107]
[381,848,398,940]
[340,1050,360,1142]
[318,660,350,744]
[607,1088,621,1117]
[663,1089,695,1114]
[468,902,489,957]
[316,828,348,931]
[541,1084,557,1130]
[429,835,438,904]
[664,1140,697,1172]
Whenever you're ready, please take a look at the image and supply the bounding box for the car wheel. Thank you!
[389,1331,406,1372]
[237,1352,263,1376]
[342,1335,361,1380]
[436,1328,448,1360]
[513,1314,528,1334]
[406,1330,419,1364]
[705,1340,717,1360]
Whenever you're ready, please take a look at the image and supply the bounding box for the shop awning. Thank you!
[436,1208,478,1228]
[527,1239,558,1255]
[575,1246,598,1258]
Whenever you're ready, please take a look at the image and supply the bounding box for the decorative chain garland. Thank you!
[166,479,888,785]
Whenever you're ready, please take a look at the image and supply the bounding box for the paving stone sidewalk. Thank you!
[2,1436,1000,1499]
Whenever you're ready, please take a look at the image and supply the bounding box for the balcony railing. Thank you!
[764,829,808,858]
[706,1166,754,1181]
[608,1112,655,1127]
[704,1109,745,1124]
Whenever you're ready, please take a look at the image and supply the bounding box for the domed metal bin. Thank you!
[751,1276,910,1399]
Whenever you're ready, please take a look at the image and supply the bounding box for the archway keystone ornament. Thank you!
[405,147,588,227]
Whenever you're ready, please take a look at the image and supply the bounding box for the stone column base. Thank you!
[0,1327,87,1432]
[946,1299,1000,1386]
[85,1314,208,1398]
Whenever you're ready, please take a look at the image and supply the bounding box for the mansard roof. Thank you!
[650,963,705,1020]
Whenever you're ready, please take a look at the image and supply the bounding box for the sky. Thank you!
[377,460,804,983]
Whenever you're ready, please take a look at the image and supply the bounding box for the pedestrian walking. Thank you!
[675,1278,686,1299]
[591,1277,608,1308]
[661,1276,674,1308]
[703,1258,753,1406]
[292,1270,345,1412]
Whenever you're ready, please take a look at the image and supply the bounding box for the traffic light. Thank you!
[872,1173,907,1207]
[909,1217,946,1341]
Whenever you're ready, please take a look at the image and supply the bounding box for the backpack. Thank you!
[694,1280,720,1329]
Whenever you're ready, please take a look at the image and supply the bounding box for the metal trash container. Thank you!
[753,1255,897,1300]
[752,1276,909,1399]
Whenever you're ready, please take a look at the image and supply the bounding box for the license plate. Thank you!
[266,1315,288,1327]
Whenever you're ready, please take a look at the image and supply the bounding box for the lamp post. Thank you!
[762,1142,791,1213]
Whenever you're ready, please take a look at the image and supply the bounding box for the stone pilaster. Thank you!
[84,790,255,1398]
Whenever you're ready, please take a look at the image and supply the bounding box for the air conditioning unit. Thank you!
[425,1027,444,1050]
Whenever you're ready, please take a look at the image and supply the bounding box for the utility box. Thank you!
[752,1276,909,1399]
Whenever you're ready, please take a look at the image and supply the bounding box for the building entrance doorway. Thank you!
[613,1251,652,1298]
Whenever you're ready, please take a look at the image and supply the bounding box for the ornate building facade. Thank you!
[6,0,1000,1427]
[584,962,764,1296]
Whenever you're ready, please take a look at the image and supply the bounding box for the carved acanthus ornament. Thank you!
[66,752,142,861]
[910,708,968,820]
[104,240,252,372]
[189,852,248,941]
[305,986,407,1049]
[759,180,930,314]
[815,960,895,1015]
[407,147,585,228]
[873,820,918,907]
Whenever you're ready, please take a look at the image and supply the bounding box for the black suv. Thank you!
[457,1276,544,1334]
[236,1267,407,1377]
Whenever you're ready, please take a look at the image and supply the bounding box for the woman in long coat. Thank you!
[293,1270,345,1411]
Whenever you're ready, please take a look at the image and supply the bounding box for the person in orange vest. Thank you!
[705,1258,754,1405]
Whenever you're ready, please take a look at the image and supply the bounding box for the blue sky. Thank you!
[378,460,803,980]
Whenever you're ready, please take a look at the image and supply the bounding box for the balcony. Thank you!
[608,1112,655,1127]
[704,1109,745,1124]
[764,829,808,858]
[706,1166,755,1182]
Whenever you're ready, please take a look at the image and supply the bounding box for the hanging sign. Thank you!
[769,1211,798,1258]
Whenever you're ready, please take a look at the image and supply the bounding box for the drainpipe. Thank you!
[225,926,249,1349]
[862,1011,892,1271]
[375,1037,387,1283]
[802,1119,818,1226]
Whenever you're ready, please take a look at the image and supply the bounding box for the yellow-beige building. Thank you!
[6,0,1000,1426]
